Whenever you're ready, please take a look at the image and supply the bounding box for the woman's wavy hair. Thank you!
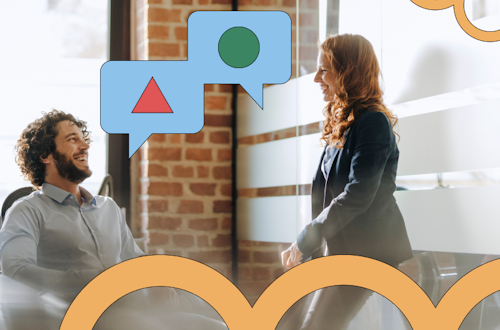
[15,110,92,187]
[319,34,398,148]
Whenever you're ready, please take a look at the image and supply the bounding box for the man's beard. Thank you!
[52,149,92,184]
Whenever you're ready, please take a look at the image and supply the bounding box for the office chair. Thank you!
[1,187,36,227]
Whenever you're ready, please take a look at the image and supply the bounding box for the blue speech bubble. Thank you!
[101,11,291,157]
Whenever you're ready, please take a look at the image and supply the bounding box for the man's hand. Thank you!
[281,242,303,269]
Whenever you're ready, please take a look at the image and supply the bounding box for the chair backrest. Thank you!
[1,187,36,227]
[97,174,114,198]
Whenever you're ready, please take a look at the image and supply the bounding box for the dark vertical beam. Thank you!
[108,0,132,226]
[231,0,239,284]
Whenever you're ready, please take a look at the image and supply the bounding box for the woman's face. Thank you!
[314,50,338,102]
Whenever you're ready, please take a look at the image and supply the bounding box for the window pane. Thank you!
[0,0,109,208]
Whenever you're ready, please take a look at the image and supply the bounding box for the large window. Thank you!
[0,0,109,209]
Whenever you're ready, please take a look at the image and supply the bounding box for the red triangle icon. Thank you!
[132,77,173,113]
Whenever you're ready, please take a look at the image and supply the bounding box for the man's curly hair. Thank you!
[15,110,92,187]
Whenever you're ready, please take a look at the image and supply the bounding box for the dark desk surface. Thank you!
[0,275,68,330]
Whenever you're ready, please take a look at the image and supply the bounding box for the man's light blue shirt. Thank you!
[0,183,144,300]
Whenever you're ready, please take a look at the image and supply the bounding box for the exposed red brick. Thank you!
[204,85,214,92]
[210,131,230,144]
[148,164,168,176]
[253,267,271,281]
[255,241,284,247]
[173,234,195,247]
[188,250,231,263]
[185,132,204,143]
[182,43,188,58]
[149,42,180,57]
[148,26,169,40]
[148,0,163,3]
[170,135,182,143]
[188,218,218,230]
[220,184,232,196]
[221,217,232,229]
[148,199,169,212]
[149,232,170,245]
[186,148,212,161]
[148,182,183,196]
[197,166,209,178]
[148,148,182,161]
[299,14,313,27]
[218,84,233,93]
[307,0,318,9]
[257,0,275,5]
[197,235,209,247]
[273,267,286,279]
[174,26,187,41]
[213,166,231,180]
[148,216,182,230]
[212,0,231,3]
[178,200,204,213]
[239,240,252,247]
[173,165,194,178]
[205,96,227,110]
[238,282,269,301]
[217,149,232,162]
[148,8,181,23]
[199,0,209,4]
[237,85,247,94]
[205,114,232,127]
[148,134,166,142]
[254,251,280,264]
[190,183,216,196]
[213,200,232,213]
[238,0,253,4]
[173,0,192,3]
[238,266,252,280]
[212,234,231,247]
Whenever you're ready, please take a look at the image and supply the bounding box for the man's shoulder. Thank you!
[6,191,41,212]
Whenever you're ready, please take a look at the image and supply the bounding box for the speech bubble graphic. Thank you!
[60,255,500,330]
[410,0,500,42]
[101,11,291,157]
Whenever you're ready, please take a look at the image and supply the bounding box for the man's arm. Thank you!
[0,201,100,301]
[116,204,145,261]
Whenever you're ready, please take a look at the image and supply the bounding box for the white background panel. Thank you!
[237,196,300,242]
[338,0,382,62]
[297,133,324,185]
[381,0,500,105]
[237,79,297,138]
[395,186,500,254]
[237,138,297,189]
[396,101,500,176]
[297,73,327,126]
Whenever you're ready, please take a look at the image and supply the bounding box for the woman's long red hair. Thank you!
[320,34,398,148]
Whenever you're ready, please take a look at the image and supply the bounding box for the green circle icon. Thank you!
[218,27,260,68]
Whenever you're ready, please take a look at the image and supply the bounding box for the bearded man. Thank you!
[0,110,225,330]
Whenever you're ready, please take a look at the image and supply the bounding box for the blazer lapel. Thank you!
[311,146,327,219]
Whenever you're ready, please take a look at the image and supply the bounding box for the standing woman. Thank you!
[281,34,413,330]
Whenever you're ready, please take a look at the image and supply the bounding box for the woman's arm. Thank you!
[297,111,394,260]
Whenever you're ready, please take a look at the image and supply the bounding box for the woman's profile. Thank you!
[281,34,413,330]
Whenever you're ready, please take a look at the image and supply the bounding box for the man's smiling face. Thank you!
[51,120,92,184]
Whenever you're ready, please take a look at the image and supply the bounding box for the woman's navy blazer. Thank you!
[297,110,413,265]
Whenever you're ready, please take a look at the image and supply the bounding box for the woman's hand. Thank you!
[281,242,303,269]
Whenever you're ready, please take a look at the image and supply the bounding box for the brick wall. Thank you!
[130,0,316,304]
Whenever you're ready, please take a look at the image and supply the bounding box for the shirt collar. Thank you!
[41,183,97,206]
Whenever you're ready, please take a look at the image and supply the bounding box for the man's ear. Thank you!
[40,154,52,164]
